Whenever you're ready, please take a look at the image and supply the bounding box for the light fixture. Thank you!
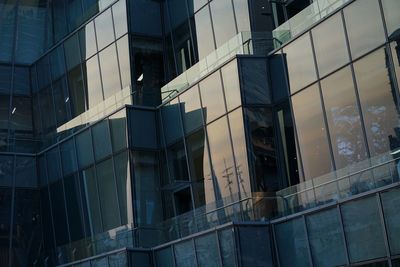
[65,97,69,103]
[137,73,143,82]
[390,148,400,155]
[11,107,16,114]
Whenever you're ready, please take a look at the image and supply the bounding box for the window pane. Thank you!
[96,158,121,230]
[112,0,128,39]
[194,6,215,60]
[114,151,132,225]
[207,116,238,202]
[50,45,66,80]
[221,60,241,111]
[64,174,85,241]
[195,233,220,267]
[382,0,400,38]
[321,67,368,169]
[233,0,250,32]
[292,84,332,179]
[312,13,349,77]
[219,228,236,267]
[80,21,97,60]
[284,33,317,93]
[167,140,189,181]
[129,108,157,149]
[210,0,236,47]
[229,109,251,197]
[200,71,226,124]
[179,86,203,134]
[275,218,311,267]
[381,187,400,255]
[174,240,196,267]
[39,87,56,132]
[53,77,70,126]
[65,34,81,71]
[109,110,127,152]
[76,129,94,168]
[116,36,131,89]
[80,167,102,235]
[342,196,386,262]
[13,67,30,95]
[0,155,13,186]
[92,120,112,161]
[306,208,347,267]
[99,44,121,99]
[161,100,184,145]
[354,48,400,156]
[68,65,86,117]
[95,9,115,50]
[60,138,78,176]
[344,0,385,59]
[155,247,174,267]
[10,97,32,131]
[46,146,62,183]
[86,55,104,108]
[50,180,69,245]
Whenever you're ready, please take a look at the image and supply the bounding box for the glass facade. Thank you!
[1,0,400,266]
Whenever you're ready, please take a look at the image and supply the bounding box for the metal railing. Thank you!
[272,0,352,47]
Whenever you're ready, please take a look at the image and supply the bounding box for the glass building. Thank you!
[0,0,400,266]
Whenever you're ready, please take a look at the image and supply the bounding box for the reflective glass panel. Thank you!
[306,208,346,267]
[114,151,132,225]
[95,9,115,50]
[96,158,121,230]
[179,85,203,134]
[65,34,81,71]
[52,77,70,126]
[46,146,62,183]
[341,196,386,262]
[210,0,236,47]
[80,21,97,60]
[60,138,78,176]
[344,0,386,59]
[238,226,273,267]
[219,228,236,267]
[321,67,368,169]
[291,84,332,179]
[275,218,311,267]
[50,180,69,245]
[161,99,184,145]
[195,233,220,267]
[76,129,94,168]
[86,55,104,108]
[284,33,317,93]
[155,247,174,267]
[109,110,127,152]
[50,45,66,80]
[116,36,131,89]
[174,240,196,267]
[312,13,349,77]
[92,119,112,161]
[354,48,400,156]
[207,116,238,202]
[234,0,251,32]
[221,60,241,111]
[194,6,215,60]
[0,155,13,186]
[99,44,121,99]
[112,0,128,39]
[80,167,102,234]
[68,65,86,117]
[200,71,226,124]
[382,0,400,38]
[64,174,85,241]
[381,187,400,255]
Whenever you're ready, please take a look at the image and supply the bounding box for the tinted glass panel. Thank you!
[344,0,385,59]
[233,0,250,32]
[381,187,400,255]
[382,0,400,38]
[284,33,317,93]
[240,58,270,105]
[321,67,368,169]
[238,226,273,267]
[117,36,131,89]
[195,233,220,267]
[174,240,196,267]
[179,86,203,134]
[112,0,128,39]
[80,167,102,234]
[109,110,127,152]
[65,34,81,71]
[354,48,400,156]
[221,60,241,111]
[161,100,184,145]
[306,208,347,267]
[155,247,174,267]
[114,151,132,225]
[194,6,215,60]
[80,21,97,60]
[312,13,349,77]
[99,44,121,98]
[50,180,69,245]
[341,196,386,262]
[0,155,13,186]
[64,174,85,241]
[292,84,332,179]
[14,156,37,188]
[200,71,226,124]
[86,55,103,108]
[60,138,78,176]
[92,120,112,161]
[210,0,236,47]
[95,9,115,50]
[76,129,94,168]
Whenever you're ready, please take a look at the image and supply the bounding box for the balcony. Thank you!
[272,0,351,48]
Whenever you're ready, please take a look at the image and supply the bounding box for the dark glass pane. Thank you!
[179,86,203,134]
[219,228,236,267]
[284,33,317,93]
[10,97,32,131]
[65,34,81,71]
[60,138,78,176]
[0,3,16,62]
[0,96,9,130]
[76,129,94,168]
[381,187,400,255]
[238,226,273,267]
[0,65,12,94]
[275,218,311,267]
[174,240,196,267]
[49,180,69,245]
[92,119,112,161]
[50,45,66,81]
[96,158,121,230]
[64,174,85,241]
[195,233,220,267]
[354,48,400,156]
[53,76,70,126]
[312,13,349,77]
[39,87,56,132]
[161,100,184,145]
[99,44,121,99]
[37,56,51,90]
[46,146,62,183]
[15,156,37,188]
[68,65,86,117]
[109,110,127,152]
[341,196,386,262]
[13,67,30,95]
[80,167,102,235]
[321,67,368,169]
[95,9,115,50]
[240,58,270,105]
[344,0,385,59]
[306,208,347,267]
[0,155,13,186]
[292,84,332,179]
[194,6,215,60]
[0,188,11,265]
[167,141,189,181]
[155,247,174,267]
[129,108,157,149]
[200,71,226,124]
